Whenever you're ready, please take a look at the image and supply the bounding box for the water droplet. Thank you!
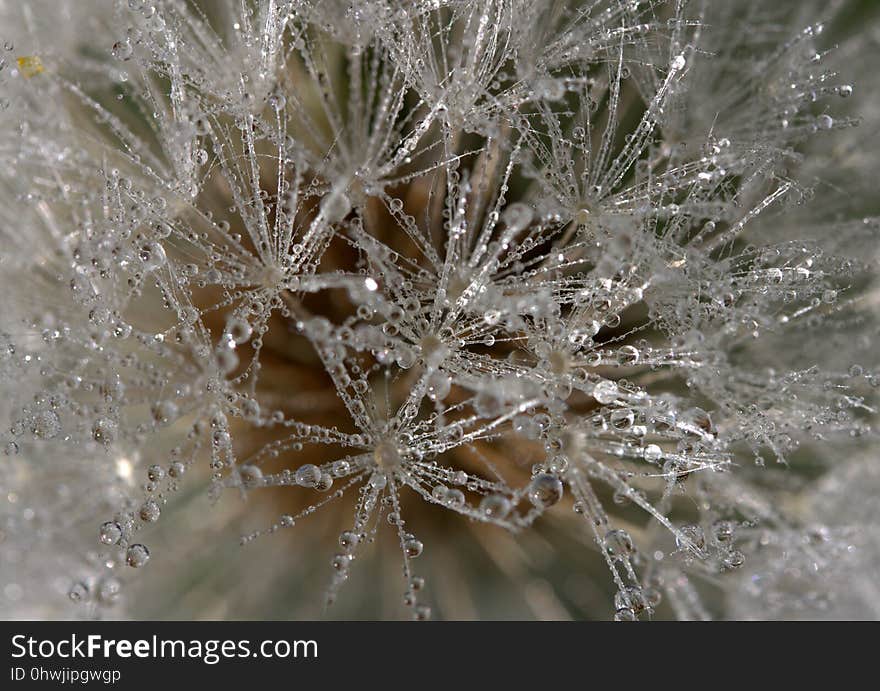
[100,521,123,545]
[193,115,210,135]
[610,408,634,430]
[712,520,735,543]
[604,528,634,559]
[267,91,286,111]
[69,582,89,602]
[331,460,351,477]
[445,488,464,507]
[215,346,239,374]
[31,410,61,439]
[126,544,150,568]
[614,607,637,622]
[226,317,252,344]
[426,372,451,401]
[617,345,639,366]
[535,77,564,101]
[139,241,166,271]
[369,473,387,490]
[615,586,649,613]
[97,578,121,604]
[643,444,662,462]
[723,549,745,569]
[339,530,359,551]
[676,524,706,552]
[479,493,512,519]
[112,40,133,61]
[239,464,263,487]
[528,473,563,508]
[501,203,533,233]
[316,472,334,491]
[331,554,351,571]
[592,380,619,405]
[92,417,117,445]
[404,538,423,558]
[151,400,178,425]
[139,499,160,522]
[294,464,322,488]
[147,464,165,482]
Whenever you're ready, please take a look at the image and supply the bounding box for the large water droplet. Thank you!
[294,464,322,488]
[480,493,512,520]
[501,203,533,233]
[592,380,619,405]
[31,410,61,439]
[126,544,150,568]
[528,473,563,508]
[404,538,423,558]
[100,521,123,545]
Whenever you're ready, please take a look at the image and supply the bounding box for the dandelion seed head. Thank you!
[0,0,877,620]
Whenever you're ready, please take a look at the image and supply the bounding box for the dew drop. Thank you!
[92,417,117,445]
[643,444,663,463]
[339,530,360,551]
[68,582,89,603]
[404,538,423,558]
[147,464,165,482]
[139,499,160,523]
[31,410,61,439]
[294,464,322,488]
[712,520,735,543]
[100,521,123,545]
[604,528,634,559]
[592,380,619,405]
[723,549,745,569]
[501,202,533,233]
[479,493,512,519]
[676,524,706,552]
[226,317,252,344]
[112,40,133,61]
[614,607,637,622]
[528,473,564,509]
[97,578,121,604]
[126,544,150,568]
[151,400,178,425]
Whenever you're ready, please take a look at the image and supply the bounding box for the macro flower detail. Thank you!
[1,0,877,621]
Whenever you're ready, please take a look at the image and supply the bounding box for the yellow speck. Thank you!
[16,56,44,78]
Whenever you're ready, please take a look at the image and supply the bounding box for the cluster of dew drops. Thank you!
[0,1,874,621]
